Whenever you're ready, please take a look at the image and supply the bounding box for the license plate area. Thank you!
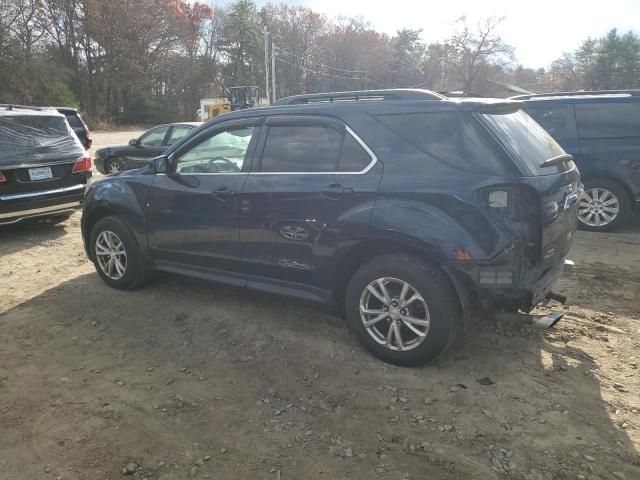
[28,166,53,181]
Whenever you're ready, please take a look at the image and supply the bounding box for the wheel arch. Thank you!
[582,174,634,205]
[331,236,469,327]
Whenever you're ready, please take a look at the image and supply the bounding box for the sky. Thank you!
[252,0,640,68]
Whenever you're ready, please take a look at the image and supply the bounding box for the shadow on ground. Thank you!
[0,271,638,480]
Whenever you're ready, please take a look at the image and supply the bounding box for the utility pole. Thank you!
[271,39,277,102]
[263,26,271,104]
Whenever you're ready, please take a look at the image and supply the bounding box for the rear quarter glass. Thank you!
[64,114,83,129]
[480,110,571,176]
[374,111,512,175]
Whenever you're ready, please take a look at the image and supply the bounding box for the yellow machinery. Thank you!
[199,86,267,121]
[203,98,231,120]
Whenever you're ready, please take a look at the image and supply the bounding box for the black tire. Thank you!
[38,213,72,225]
[105,158,124,175]
[89,216,150,289]
[345,254,461,366]
[578,179,631,232]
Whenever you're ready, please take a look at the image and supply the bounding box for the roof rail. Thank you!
[510,89,640,100]
[0,104,49,111]
[273,89,446,106]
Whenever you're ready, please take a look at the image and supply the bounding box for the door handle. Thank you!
[211,187,236,201]
[321,183,353,198]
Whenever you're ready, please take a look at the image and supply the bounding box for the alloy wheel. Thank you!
[578,187,619,227]
[359,277,430,351]
[108,161,122,174]
[95,230,127,280]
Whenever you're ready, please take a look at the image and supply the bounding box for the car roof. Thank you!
[199,90,522,126]
[0,105,64,118]
[512,90,640,104]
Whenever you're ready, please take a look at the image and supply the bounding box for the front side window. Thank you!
[576,102,640,138]
[166,126,193,146]
[259,123,372,173]
[139,126,169,146]
[175,127,254,174]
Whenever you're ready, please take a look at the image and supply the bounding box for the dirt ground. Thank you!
[1,131,639,480]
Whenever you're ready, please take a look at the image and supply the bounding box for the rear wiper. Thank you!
[540,153,573,168]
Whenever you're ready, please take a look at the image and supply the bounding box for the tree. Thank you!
[449,16,514,93]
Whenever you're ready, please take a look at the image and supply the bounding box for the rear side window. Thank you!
[375,111,509,175]
[524,105,574,142]
[259,123,371,173]
[480,110,568,175]
[64,114,83,128]
[575,102,640,138]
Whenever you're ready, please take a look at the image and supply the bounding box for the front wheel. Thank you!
[578,179,631,232]
[90,216,150,289]
[345,254,460,366]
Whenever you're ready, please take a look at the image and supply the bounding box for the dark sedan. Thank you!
[94,122,201,174]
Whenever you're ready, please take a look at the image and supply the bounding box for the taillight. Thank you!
[72,155,92,173]
[0,171,5,182]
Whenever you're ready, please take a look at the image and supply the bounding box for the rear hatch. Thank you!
[0,111,88,196]
[478,108,582,267]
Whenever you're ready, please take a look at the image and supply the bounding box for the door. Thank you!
[146,119,260,274]
[238,115,382,297]
[124,125,170,168]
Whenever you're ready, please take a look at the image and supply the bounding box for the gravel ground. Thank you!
[0,130,639,480]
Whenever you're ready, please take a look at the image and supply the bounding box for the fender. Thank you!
[82,171,154,259]
[368,196,510,262]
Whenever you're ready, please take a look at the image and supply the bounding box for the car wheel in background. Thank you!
[106,158,124,174]
[344,254,460,366]
[578,179,631,232]
[41,213,73,226]
[90,216,150,289]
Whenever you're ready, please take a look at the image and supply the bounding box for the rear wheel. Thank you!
[345,254,460,366]
[578,179,630,232]
[106,158,124,174]
[90,216,149,289]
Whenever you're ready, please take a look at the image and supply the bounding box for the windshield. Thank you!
[480,110,571,175]
[0,114,84,165]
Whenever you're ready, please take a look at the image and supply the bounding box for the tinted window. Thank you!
[176,127,253,174]
[575,102,640,138]
[167,126,193,146]
[139,126,169,146]
[63,113,83,128]
[261,125,342,172]
[338,134,372,172]
[481,110,568,175]
[524,105,573,141]
[376,111,508,175]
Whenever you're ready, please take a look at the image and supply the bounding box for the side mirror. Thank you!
[152,156,168,174]
[129,138,139,147]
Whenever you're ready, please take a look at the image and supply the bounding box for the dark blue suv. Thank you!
[514,91,640,231]
[81,89,581,365]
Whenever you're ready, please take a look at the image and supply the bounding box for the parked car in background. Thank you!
[56,107,92,150]
[514,90,640,231]
[82,89,581,366]
[0,105,92,225]
[94,122,201,174]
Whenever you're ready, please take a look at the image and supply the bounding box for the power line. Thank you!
[273,45,366,75]
[275,56,364,81]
